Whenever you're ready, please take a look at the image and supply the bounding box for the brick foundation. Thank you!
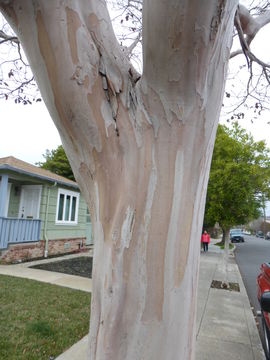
[0,237,87,263]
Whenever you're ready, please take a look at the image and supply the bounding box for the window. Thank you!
[56,189,80,224]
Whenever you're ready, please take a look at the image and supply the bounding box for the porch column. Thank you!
[0,174,9,217]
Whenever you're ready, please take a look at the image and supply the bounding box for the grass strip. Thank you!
[214,241,234,250]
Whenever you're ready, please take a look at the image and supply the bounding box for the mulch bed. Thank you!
[211,280,240,292]
[30,256,93,279]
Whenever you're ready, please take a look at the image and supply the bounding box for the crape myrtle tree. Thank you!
[1,1,270,359]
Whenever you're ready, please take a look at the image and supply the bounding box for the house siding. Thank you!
[40,185,88,241]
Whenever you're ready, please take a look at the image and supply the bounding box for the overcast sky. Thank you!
[0,100,61,164]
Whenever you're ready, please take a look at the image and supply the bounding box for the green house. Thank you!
[0,156,92,263]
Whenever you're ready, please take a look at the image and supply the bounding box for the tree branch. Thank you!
[230,4,270,59]
[234,6,270,73]
[123,31,141,58]
[230,49,243,59]
[0,29,19,44]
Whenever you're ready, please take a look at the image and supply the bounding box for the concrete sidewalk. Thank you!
[196,243,264,359]
[0,245,265,359]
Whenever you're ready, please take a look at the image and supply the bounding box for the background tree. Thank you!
[205,123,270,236]
[204,123,270,285]
[37,145,74,181]
[1,1,270,359]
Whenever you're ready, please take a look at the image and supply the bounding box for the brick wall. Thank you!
[0,237,87,263]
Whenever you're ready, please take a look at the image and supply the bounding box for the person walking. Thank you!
[201,230,210,252]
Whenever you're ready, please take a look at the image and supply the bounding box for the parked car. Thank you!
[230,229,244,243]
[266,232,270,240]
[256,231,265,238]
[257,263,270,359]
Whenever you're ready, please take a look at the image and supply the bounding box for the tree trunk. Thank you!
[221,227,230,288]
[221,228,226,245]
[0,1,238,358]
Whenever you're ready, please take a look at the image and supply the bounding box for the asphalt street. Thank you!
[235,234,270,351]
[235,235,270,313]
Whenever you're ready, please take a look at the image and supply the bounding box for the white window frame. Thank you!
[55,188,80,225]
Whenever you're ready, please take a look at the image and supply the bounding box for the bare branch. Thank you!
[124,31,141,57]
[0,19,38,102]
[263,67,270,84]
[234,7,270,72]
[230,49,243,59]
[231,4,270,59]
[0,29,19,44]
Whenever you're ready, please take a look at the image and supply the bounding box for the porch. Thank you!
[0,217,42,249]
[0,173,43,250]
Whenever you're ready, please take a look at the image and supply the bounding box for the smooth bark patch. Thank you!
[66,7,81,65]
[211,279,240,292]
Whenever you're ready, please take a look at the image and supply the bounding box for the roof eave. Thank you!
[0,164,79,189]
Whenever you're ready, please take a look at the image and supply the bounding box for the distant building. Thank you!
[0,156,92,263]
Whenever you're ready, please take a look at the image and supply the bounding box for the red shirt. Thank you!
[201,233,210,243]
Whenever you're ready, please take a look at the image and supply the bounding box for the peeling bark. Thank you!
[0,0,238,359]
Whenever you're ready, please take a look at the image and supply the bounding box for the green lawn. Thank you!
[0,275,91,360]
